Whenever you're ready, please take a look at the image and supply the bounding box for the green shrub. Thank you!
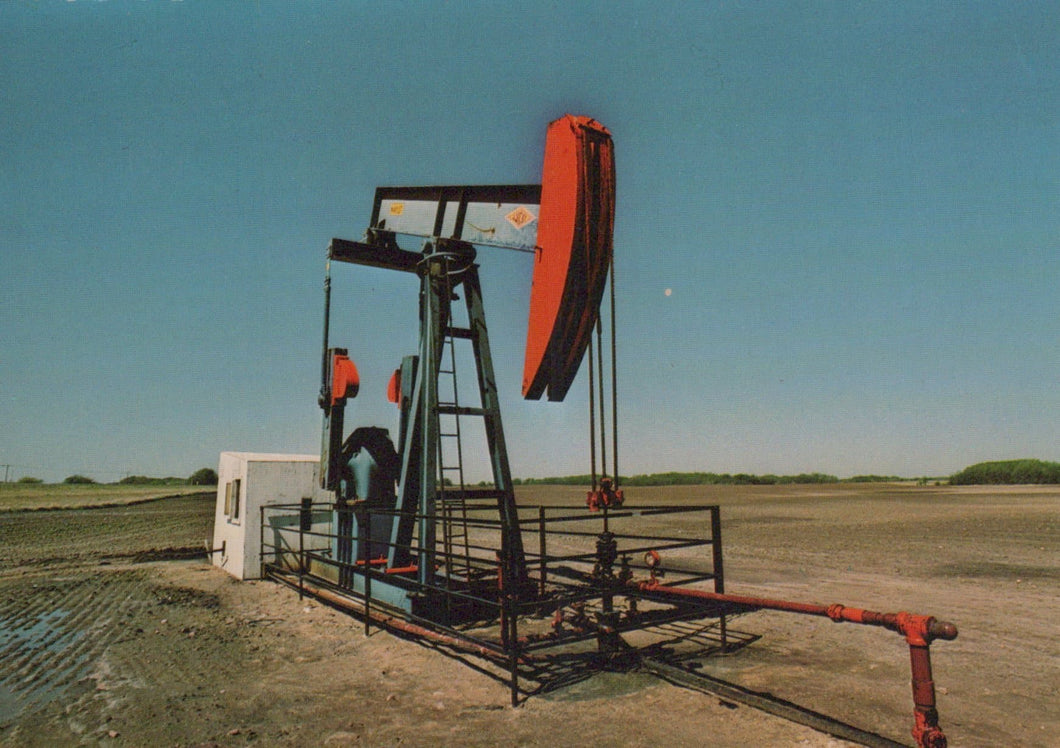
[63,474,97,484]
[188,467,218,486]
[119,475,165,485]
[17,476,43,484]
[949,459,1060,485]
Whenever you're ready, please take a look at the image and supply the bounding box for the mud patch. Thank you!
[0,603,85,721]
[540,669,658,702]
[150,585,221,609]
[0,570,150,726]
[0,686,17,725]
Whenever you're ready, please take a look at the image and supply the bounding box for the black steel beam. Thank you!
[328,237,422,273]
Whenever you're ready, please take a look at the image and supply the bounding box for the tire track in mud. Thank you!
[0,568,153,725]
[0,493,219,735]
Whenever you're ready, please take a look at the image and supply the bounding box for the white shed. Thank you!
[211,452,331,580]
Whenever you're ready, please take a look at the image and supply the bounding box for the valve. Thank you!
[586,476,624,512]
[592,531,618,581]
[644,549,663,583]
[552,602,590,634]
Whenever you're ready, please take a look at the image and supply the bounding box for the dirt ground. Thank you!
[0,484,1056,747]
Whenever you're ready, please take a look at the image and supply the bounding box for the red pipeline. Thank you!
[635,580,957,748]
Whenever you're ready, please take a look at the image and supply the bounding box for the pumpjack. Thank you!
[315,115,615,616]
[262,115,960,748]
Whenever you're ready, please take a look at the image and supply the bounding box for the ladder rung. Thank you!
[437,488,506,502]
[438,404,488,417]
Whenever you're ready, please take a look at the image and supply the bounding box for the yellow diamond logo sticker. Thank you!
[389,202,404,216]
[505,206,536,230]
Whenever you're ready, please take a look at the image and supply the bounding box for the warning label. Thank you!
[389,202,404,216]
[505,206,536,230]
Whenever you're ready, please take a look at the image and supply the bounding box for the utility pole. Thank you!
[1,464,10,491]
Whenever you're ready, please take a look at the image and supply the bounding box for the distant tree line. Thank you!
[29,461,1060,488]
[516,471,845,486]
[516,464,1060,486]
[14,468,219,486]
[116,475,187,486]
[949,459,1060,485]
[845,474,908,483]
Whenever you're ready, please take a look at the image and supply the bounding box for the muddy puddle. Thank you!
[0,608,88,722]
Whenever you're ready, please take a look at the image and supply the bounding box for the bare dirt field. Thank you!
[1,483,1056,746]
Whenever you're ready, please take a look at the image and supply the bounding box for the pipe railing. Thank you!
[258,500,954,744]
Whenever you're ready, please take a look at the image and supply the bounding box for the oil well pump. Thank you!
[258,115,960,748]
[314,115,616,615]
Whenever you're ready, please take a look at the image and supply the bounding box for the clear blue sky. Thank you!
[2,1,1057,483]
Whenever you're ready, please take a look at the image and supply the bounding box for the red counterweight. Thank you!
[523,114,616,402]
[330,352,359,405]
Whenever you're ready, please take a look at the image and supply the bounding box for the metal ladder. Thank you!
[404,249,526,590]
[436,316,474,581]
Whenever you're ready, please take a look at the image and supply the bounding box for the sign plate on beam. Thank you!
[370,184,542,252]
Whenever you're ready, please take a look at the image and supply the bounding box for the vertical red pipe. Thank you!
[909,644,946,747]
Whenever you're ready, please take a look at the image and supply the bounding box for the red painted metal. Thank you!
[634,580,958,748]
[387,367,401,404]
[522,114,616,401]
[350,558,416,574]
[586,476,624,512]
[330,352,360,405]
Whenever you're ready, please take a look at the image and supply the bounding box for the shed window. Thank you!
[225,479,241,522]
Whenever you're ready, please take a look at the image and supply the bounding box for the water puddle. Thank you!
[0,608,86,723]
[0,682,18,724]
